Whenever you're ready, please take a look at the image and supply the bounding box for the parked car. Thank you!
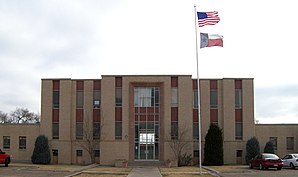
[249,153,283,170]
[282,154,298,169]
[0,149,11,167]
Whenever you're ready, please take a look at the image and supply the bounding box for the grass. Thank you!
[162,174,213,177]
[87,166,131,172]
[160,166,207,172]
[73,174,127,177]
[206,165,249,173]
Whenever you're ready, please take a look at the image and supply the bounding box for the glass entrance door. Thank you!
[139,132,155,160]
[134,87,160,161]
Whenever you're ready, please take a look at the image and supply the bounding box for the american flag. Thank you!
[197,11,220,27]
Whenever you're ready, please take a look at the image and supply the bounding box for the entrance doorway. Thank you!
[134,87,160,161]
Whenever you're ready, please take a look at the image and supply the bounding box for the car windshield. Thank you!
[293,154,298,158]
[263,154,278,159]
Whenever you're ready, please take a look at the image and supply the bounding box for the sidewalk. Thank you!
[127,167,162,177]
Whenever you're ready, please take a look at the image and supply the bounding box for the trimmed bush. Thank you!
[203,123,224,166]
[31,135,51,164]
[264,140,275,154]
[245,137,260,164]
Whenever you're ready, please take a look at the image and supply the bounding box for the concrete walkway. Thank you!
[127,167,162,177]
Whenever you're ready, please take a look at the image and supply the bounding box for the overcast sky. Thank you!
[0,0,297,123]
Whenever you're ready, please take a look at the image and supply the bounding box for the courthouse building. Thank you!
[0,75,297,165]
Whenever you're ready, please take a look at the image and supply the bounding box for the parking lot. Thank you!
[1,163,298,177]
[212,166,298,177]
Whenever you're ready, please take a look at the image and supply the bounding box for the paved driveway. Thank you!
[218,168,298,177]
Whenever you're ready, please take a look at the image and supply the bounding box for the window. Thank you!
[235,89,242,108]
[76,123,83,140]
[94,150,100,157]
[140,133,155,144]
[93,90,101,108]
[93,122,101,139]
[287,137,294,150]
[193,90,198,108]
[171,122,178,139]
[3,136,10,149]
[52,123,59,139]
[235,122,243,140]
[270,137,278,150]
[76,150,83,157]
[236,150,243,157]
[115,121,122,140]
[53,91,59,108]
[171,88,178,107]
[76,91,84,108]
[115,88,122,107]
[19,136,26,149]
[193,123,199,140]
[52,149,58,156]
[93,80,101,108]
[210,90,218,108]
[134,87,160,107]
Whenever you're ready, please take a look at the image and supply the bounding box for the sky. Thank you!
[0,0,297,124]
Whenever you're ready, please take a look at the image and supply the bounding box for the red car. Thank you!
[0,149,11,167]
[249,153,283,170]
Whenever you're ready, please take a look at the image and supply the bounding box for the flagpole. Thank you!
[194,4,202,174]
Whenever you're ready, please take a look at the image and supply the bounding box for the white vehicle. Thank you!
[282,154,298,169]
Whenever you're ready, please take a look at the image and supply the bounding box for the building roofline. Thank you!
[256,123,298,126]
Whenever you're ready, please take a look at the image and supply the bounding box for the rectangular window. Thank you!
[210,90,218,108]
[270,137,278,150]
[19,136,26,149]
[171,88,178,107]
[76,150,83,157]
[134,87,160,107]
[93,122,100,140]
[235,122,243,140]
[287,137,294,150]
[115,121,122,140]
[193,90,198,108]
[171,122,178,139]
[115,88,122,107]
[52,149,58,156]
[236,150,243,157]
[3,136,10,149]
[93,90,101,108]
[76,123,83,140]
[235,89,242,108]
[53,91,60,108]
[76,91,84,108]
[193,123,199,140]
[52,123,59,139]
[94,150,100,157]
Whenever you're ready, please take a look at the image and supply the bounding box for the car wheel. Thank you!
[249,163,253,169]
[277,167,282,170]
[290,163,295,169]
[259,164,263,170]
[4,159,9,167]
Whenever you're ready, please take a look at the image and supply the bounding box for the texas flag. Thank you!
[200,33,223,48]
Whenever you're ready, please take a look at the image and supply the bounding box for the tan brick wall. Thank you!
[38,76,260,165]
[256,124,298,158]
[0,124,39,162]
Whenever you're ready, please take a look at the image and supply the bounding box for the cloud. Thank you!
[255,85,298,123]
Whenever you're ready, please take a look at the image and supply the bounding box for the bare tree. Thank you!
[9,108,40,123]
[0,111,8,123]
[76,110,104,164]
[168,124,192,166]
